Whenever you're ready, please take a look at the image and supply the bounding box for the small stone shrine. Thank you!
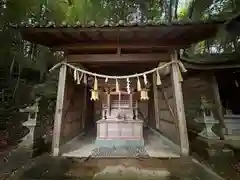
[194,97,220,140]
[96,88,144,147]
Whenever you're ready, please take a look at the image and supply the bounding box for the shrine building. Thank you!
[15,19,225,158]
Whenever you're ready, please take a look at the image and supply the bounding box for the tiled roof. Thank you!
[12,19,226,29]
[12,19,226,51]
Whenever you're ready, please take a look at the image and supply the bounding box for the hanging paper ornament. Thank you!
[83,74,87,84]
[126,78,130,94]
[105,77,108,83]
[76,71,81,84]
[156,70,162,86]
[137,77,142,92]
[145,90,149,100]
[73,69,77,81]
[235,80,239,87]
[140,90,144,100]
[143,74,148,85]
[116,79,119,92]
[140,88,149,100]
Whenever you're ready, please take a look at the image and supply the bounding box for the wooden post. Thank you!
[129,93,133,109]
[52,63,67,156]
[170,52,189,156]
[129,92,133,118]
[211,74,226,139]
[118,91,121,110]
[82,84,87,130]
[152,73,160,129]
[135,100,139,119]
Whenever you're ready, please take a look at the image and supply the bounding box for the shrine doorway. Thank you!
[58,67,182,158]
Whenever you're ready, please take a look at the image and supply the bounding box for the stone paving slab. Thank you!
[6,156,225,180]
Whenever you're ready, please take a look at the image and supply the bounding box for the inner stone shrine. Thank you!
[19,98,40,150]
[96,88,144,147]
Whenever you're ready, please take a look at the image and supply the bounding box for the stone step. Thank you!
[190,136,234,158]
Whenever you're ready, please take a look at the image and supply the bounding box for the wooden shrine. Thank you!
[15,19,226,157]
[96,88,144,147]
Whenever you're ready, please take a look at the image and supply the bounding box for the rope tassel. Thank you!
[177,66,183,82]
[91,76,99,101]
[137,77,142,91]
[156,70,162,86]
[178,62,187,73]
[93,76,98,90]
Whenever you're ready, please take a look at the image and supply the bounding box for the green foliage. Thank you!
[179,0,240,56]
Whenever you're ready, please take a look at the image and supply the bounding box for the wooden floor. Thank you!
[61,128,180,158]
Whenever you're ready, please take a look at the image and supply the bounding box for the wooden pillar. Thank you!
[211,74,226,139]
[52,63,67,156]
[152,73,160,129]
[170,52,189,156]
[107,93,111,116]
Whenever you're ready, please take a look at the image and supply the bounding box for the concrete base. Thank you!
[95,139,144,147]
[191,136,234,158]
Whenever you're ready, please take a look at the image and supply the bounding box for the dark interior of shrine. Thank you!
[215,70,240,114]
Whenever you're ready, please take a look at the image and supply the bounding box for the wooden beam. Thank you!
[67,53,170,63]
[53,42,186,50]
[52,62,67,156]
[170,51,189,156]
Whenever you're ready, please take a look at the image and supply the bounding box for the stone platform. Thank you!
[91,146,149,158]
